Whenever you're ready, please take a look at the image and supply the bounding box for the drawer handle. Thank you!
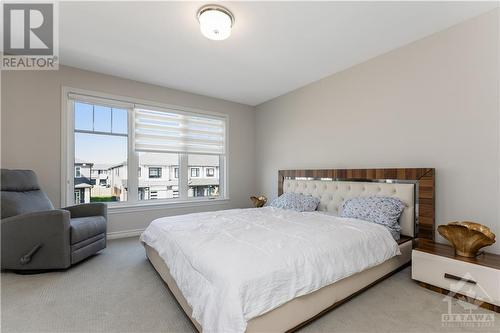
[444,273,477,285]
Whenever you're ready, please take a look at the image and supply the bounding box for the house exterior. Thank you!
[186,154,220,198]
[74,153,220,203]
[74,159,93,204]
[108,162,128,201]
[90,164,111,187]
[90,164,112,198]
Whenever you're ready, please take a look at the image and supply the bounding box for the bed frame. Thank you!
[144,168,435,332]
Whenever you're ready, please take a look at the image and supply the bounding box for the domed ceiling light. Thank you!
[197,5,234,41]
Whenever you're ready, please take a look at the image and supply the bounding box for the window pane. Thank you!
[190,168,200,177]
[74,102,93,131]
[112,108,128,134]
[149,167,162,178]
[138,152,179,200]
[94,105,112,132]
[188,154,219,198]
[74,132,128,203]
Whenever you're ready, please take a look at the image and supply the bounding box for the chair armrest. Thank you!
[63,203,107,219]
[1,210,71,270]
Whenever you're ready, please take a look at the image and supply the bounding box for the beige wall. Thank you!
[256,10,500,253]
[2,10,499,253]
[1,65,256,234]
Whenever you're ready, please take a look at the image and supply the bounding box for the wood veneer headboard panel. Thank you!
[278,168,435,240]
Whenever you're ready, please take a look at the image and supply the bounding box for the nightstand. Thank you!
[412,239,500,313]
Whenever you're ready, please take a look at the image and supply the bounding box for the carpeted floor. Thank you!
[2,237,499,333]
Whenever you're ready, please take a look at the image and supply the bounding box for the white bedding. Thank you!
[140,207,401,333]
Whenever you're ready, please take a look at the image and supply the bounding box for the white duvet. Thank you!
[140,207,400,333]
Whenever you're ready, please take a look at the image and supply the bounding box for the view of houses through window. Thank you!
[74,100,128,204]
[73,100,223,204]
[138,152,180,201]
[188,154,219,197]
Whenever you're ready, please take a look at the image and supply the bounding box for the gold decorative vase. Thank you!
[437,221,496,258]
[250,196,267,208]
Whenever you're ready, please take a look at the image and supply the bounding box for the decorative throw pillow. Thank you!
[268,192,320,212]
[340,196,405,240]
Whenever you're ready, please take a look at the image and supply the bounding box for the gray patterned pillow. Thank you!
[268,192,320,212]
[340,196,405,240]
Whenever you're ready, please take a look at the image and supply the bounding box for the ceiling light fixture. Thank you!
[197,5,234,41]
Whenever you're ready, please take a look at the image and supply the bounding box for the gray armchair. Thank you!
[1,169,107,272]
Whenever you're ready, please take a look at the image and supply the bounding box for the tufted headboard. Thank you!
[283,179,415,237]
[278,168,435,240]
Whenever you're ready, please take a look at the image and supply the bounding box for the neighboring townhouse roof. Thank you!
[75,183,92,188]
[75,158,94,166]
[139,153,178,165]
[108,161,127,170]
[188,154,219,166]
[75,177,93,186]
[92,164,113,170]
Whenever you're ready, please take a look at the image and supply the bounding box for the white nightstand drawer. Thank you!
[412,250,500,306]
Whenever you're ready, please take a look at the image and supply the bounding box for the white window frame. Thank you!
[61,87,229,212]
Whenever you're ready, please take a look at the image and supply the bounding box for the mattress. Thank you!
[140,207,403,333]
[144,240,412,332]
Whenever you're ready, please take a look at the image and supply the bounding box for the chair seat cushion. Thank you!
[70,216,106,244]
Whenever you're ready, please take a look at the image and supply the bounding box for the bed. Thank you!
[141,168,435,333]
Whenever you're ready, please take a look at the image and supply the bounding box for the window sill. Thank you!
[107,197,230,214]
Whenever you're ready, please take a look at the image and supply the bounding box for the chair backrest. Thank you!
[1,169,54,219]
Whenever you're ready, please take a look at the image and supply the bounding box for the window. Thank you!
[190,168,200,177]
[206,168,215,177]
[65,91,227,207]
[73,101,128,203]
[149,167,162,178]
[135,106,225,201]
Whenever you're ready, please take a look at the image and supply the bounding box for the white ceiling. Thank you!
[60,1,498,106]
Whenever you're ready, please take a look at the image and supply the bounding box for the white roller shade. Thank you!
[134,108,226,155]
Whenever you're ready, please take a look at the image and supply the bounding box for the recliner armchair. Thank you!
[1,169,107,272]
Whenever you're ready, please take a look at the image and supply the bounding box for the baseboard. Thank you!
[107,228,145,240]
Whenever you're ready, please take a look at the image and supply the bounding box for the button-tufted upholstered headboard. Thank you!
[283,179,416,237]
[278,168,435,240]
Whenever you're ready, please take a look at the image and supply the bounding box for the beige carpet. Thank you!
[2,237,499,333]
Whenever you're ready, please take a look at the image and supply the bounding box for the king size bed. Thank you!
[141,168,435,333]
